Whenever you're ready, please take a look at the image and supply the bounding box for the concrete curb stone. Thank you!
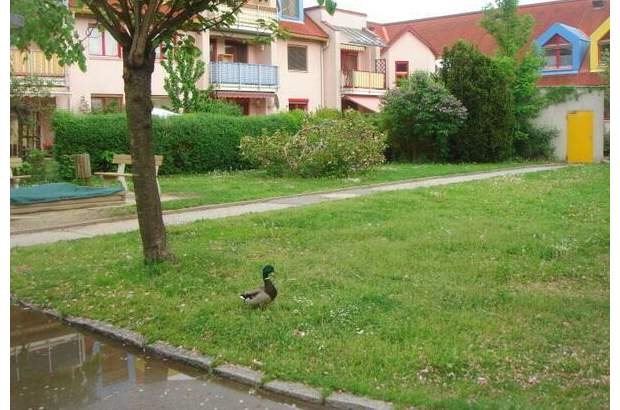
[14,297,63,321]
[214,364,265,387]
[64,316,146,347]
[147,341,215,371]
[326,392,394,410]
[262,380,323,404]
[12,298,397,409]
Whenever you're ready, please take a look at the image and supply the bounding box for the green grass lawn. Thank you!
[120,161,546,213]
[11,164,609,409]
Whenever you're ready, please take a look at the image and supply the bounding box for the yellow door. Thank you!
[567,111,594,163]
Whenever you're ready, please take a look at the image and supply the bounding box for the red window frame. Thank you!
[88,24,121,57]
[289,98,309,112]
[155,43,166,60]
[543,35,572,70]
[395,61,409,79]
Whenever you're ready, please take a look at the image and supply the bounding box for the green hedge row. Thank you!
[52,111,304,177]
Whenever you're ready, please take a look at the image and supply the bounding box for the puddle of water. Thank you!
[11,305,326,410]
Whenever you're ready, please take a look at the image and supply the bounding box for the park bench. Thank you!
[10,157,31,188]
[95,154,164,194]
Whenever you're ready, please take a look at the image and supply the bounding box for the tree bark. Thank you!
[123,52,170,263]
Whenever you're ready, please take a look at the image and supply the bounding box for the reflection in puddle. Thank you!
[11,306,324,410]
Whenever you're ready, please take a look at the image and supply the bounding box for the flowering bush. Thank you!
[240,110,386,177]
[382,71,467,162]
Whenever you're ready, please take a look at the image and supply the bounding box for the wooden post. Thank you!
[74,153,92,183]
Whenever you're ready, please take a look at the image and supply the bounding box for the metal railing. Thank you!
[342,70,386,90]
[210,62,278,89]
[10,49,65,77]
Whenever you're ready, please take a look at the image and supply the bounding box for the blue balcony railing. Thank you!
[209,62,278,89]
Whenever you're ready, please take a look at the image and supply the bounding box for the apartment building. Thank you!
[305,6,388,112]
[367,0,610,162]
[10,0,609,162]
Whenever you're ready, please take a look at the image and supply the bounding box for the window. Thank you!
[225,40,248,63]
[91,95,122,112]
[154,43,164,59]
[288,45,307,71]
[209,39,218,62]
[395,61,409,79]
[280,0,301,20]
[289,98,308,111]
[155,34,184,60]
[598,32,610,64]
[604,100,609,121]
[87,25,120,57]
[599,40,610,59]
[341,51,358,72]
[543,35,572,70]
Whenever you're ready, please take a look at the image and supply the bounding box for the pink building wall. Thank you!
[276,38,325,112]
[381,31,437,89]
[63,5,437,116]
[67,17,173,112]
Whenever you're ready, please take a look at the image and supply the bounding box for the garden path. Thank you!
[11,164,564,248]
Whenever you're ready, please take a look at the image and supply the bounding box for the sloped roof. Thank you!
[369,0,609,55]
[535,22,591,75]
[336,26,386,47]
[538,71,605,86]
[368,0,609,86]
[536,22,589,45]
[280,13,329,40]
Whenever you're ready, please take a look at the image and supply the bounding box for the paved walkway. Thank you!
[11,165,564,248]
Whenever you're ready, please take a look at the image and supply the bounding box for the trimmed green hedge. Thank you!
[52,111,304,177]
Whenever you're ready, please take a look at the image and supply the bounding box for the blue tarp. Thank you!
[11,183,124,205]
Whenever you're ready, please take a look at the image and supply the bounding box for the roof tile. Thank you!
[280,13,328,40]
[371,0,609,86]
[374,0,608,56]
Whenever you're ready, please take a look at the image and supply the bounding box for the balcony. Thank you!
[209,3,278,34]
[341,70,386,95]
[209,62,278,92]
[10,49,66,85]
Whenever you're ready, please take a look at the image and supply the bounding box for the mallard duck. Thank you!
[240,265,277,308]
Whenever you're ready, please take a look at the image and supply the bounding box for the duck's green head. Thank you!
[262,265,275,280]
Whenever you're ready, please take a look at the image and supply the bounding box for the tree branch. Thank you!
[117,0,135,35]
[151,0,245,45]
[83,0,131,45]
[127,0,160,66]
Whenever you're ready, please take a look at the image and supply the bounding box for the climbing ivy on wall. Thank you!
[541,86,603,108]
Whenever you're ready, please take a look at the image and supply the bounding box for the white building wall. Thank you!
[534,88,605,162]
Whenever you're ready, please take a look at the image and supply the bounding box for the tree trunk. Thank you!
[123,53,170,263]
